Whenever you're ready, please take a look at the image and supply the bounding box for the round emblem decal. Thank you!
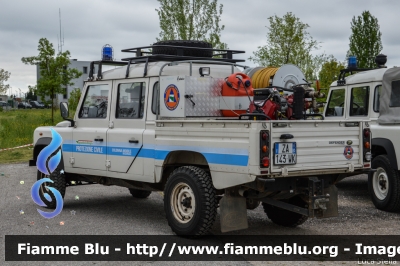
[343,146,354,160]
[164,84,180,111]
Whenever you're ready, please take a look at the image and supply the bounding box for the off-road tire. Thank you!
[368,155,400,212]
[152,40,213,58]
[128,188,152,199]
[262,196,308,227]
[36,166,66,209]
[164,166,217,236]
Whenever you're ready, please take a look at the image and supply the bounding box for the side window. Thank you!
[390,80,400,107]
[151,82,160,115]
[350,86,369,116]
[373,85,382,112]
[116,82,146,119]
[325,89,345,117]
[78,84,109,118]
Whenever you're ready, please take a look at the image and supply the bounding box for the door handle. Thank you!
[94,138,104,142]
[129,140,139,144]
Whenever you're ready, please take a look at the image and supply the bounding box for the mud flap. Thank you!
[321,185,338,218]
[220,188,248,233]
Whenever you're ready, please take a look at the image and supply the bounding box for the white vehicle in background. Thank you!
[30,41,371,236]
[324,54,400,212]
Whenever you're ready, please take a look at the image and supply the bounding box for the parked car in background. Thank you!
[38,101,51,109]
[30,101,45,109]
[0,101,11,110]
[18,102,32,109]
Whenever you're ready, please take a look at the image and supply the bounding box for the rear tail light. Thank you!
[262,157,270,167]
[363,128,371,162]
[364,142,370,149]
[260,130,270,168]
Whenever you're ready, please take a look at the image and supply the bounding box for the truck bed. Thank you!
[154,119,367,182]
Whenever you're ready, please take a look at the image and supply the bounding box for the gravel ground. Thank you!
[1,162,399,266]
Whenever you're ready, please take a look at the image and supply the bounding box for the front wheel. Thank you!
[37,167,66,209]
[164,166,217,236]
[368,155,400,212]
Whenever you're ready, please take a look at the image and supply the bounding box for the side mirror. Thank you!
[60,102,69,119]
[59,102,75,127]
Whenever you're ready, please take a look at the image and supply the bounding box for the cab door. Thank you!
[106,79,148,176]
[69,82,111,171]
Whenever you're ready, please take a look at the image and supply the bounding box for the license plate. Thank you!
[274,142,297,165]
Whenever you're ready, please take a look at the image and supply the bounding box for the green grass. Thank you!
[0,147,33,164]
[0,109,64,164]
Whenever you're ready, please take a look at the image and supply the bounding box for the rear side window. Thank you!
[116,82,146,119]
[325,89,345,117]
[350,86,369,116]
[390,80,400,107]
[373,85,382,112]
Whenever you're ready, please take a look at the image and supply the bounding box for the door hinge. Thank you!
[69,157,75,165]
[106,160,111,168]
[109,121,114,129]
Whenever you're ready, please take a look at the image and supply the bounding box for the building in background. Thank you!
[36,59,93,103]
[0,95,8,102]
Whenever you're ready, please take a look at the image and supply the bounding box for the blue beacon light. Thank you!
[348,56,357,69]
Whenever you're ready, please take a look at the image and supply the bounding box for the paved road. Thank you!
[1,163,399,265]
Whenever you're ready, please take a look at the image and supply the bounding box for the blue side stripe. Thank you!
[62,144,248,166]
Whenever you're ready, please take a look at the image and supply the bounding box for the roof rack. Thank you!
[337,67,374,85]
[88,44,246,80]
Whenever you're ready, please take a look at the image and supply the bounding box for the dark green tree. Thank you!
[0,68,11,95]
[26,85,38,101]
[68,88,82,116]
[348,11,383,68]
[319,58,346,89]
[21,38,82,123]
[155,0,227,49]
[317,58,346,103]
[249,12,326,81]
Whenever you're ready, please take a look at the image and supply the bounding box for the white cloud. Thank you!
[0,0,398,92]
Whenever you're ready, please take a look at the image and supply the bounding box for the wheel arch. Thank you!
[31,137,65,169]
[159,150,210,187]
[372,138,398,170]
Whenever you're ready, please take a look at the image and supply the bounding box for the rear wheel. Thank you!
[164,166,217,236]
[37,166,66,209]
[262,196,308,227]
[368,155,400,212]
[128,188,152,199]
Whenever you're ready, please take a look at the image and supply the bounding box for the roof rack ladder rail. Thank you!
[125,60,131,78]
[97,62,103,80]
[143,57,149,77]
[89,61,95,80]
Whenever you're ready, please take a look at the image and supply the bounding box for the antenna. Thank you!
[58,8,64,53]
